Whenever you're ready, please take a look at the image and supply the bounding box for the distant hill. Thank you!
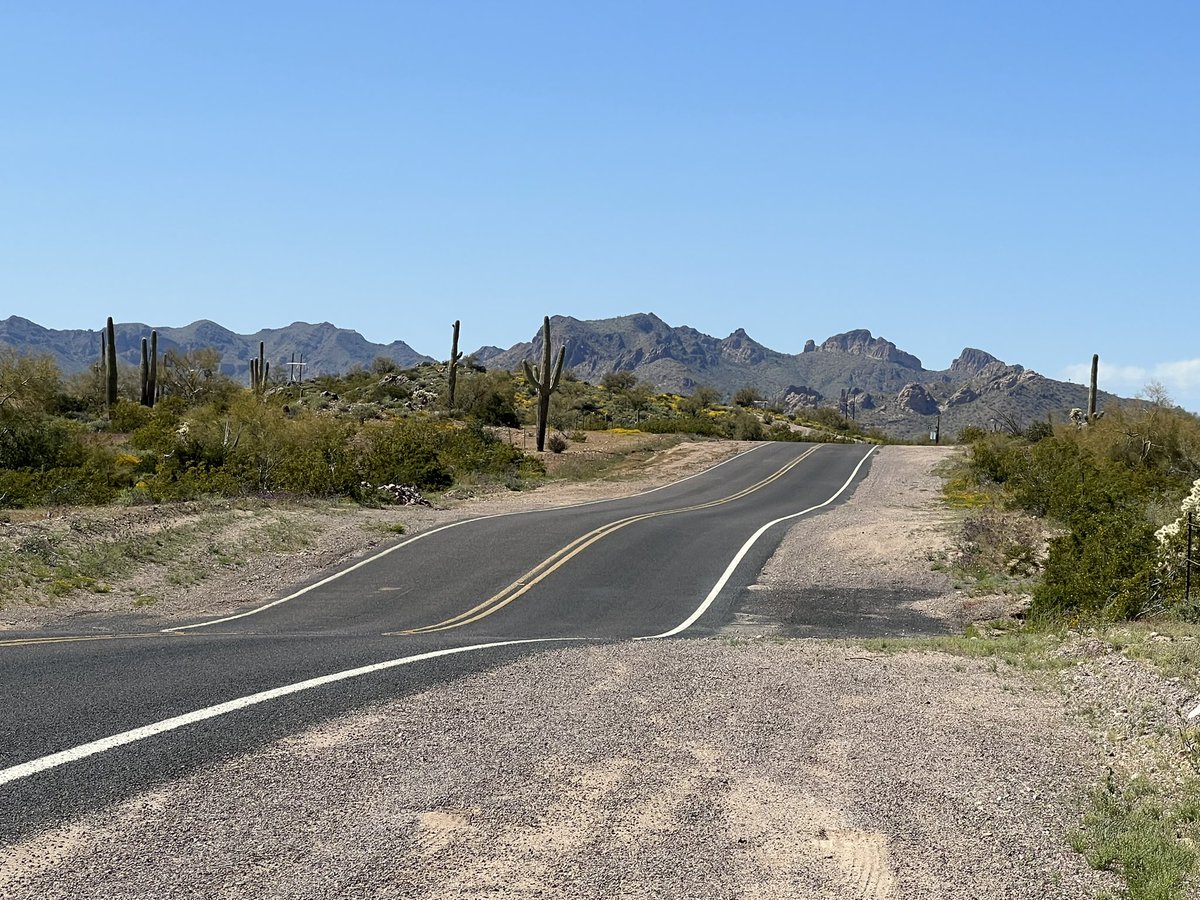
[0,317,432,381]
[474,313,1124,439]
[2,312,1124,439]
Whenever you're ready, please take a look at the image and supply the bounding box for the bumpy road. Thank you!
[0,441,874,842]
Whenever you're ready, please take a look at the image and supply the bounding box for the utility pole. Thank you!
[1188,511,1194,606]
[287,353,307,400]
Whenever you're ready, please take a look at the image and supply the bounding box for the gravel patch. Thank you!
[0,641,1116,899]
[736,446,1018,637]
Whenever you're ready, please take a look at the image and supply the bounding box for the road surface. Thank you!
[0,441,874,842]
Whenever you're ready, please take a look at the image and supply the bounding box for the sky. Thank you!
[1,2,1197,409]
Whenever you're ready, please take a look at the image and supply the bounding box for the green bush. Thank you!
[960,403,1200,623]
[0,408,77,469]
[109,400,155,433]
[726,410,764,441]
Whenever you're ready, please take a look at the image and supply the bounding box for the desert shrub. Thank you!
[0,464,119,507]
[109,400,155,433]
[145,464,243,501]
[357,419,452,490]
[679,385,722,415]
[961,403,1200,623]
[956,425,988,444]
[726,410,764,441]
[440,422,542,481]
[968,433,1028,486]
[269,415,357,495]
[1034,505,1158,621]
[1023,420,1054,443]
[733,386,764,407]
[546,433,568,453]
[0,351,62,413]
[0,408,77,469]
[455,370,520,427]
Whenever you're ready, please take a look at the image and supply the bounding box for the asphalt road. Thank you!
[0,441,875,842]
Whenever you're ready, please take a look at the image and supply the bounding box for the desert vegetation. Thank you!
[939,391,1200,899]
[0,335,893,511]
[947,391,1200,625]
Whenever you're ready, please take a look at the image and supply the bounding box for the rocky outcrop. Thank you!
[779,385,824,411]
[850,388,875,410]
[803,339,817,353]
[945,386,978,407]
[897,383,939,415]
[818,329,922,369]
[949,348,1001,378]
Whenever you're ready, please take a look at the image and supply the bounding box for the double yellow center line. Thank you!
[0,632,168,648]
[393,445,822,635]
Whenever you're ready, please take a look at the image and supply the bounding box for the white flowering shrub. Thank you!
[1155,477,1200,583]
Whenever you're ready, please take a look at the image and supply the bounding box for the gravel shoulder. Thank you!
[7,442,1183,898]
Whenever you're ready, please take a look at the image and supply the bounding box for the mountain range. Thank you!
[0,316,432,382]
[1,313,1118,438]
[475,313,1117,438]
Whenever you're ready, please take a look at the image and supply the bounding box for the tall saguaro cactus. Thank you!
[105,317,118,411]
[1088,353,1099,423]
[249,341,269,394]
[522,316,565,452]
[136,330,159,407]
[447,319,463,408]
[148,329,158,407]
[139,338,150,406]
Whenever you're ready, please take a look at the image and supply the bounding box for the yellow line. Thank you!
[0,633,169,648]
[392,445,822,635]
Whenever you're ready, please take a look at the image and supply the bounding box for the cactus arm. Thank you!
[550,345,565,391]
[523,359,541,389]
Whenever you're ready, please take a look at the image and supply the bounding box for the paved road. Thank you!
[0,441,874,842]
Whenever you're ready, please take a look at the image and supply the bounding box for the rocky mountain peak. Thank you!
[719,328,767,364]
[949,348,1001,377]
[818,329,922,369]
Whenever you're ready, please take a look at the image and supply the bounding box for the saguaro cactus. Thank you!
[148,329,158,407]
[139,337,150,406]
[522,316,565,452]
[1088,353,1099,423]
[249,341,269,394]
[105,317,118,410]
[447,320,463,408]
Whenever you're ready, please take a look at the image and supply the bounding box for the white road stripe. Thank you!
[0,638,580,787]
[635,445,878,640]
[167,443,766,632]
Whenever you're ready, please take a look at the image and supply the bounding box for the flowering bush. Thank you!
[1156,478,1200,548]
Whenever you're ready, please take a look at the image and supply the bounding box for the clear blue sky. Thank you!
[2,2,1197,409]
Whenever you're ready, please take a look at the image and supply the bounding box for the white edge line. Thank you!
[167,442,767,631]
[0,637,580,787]
[635,444,878,640]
